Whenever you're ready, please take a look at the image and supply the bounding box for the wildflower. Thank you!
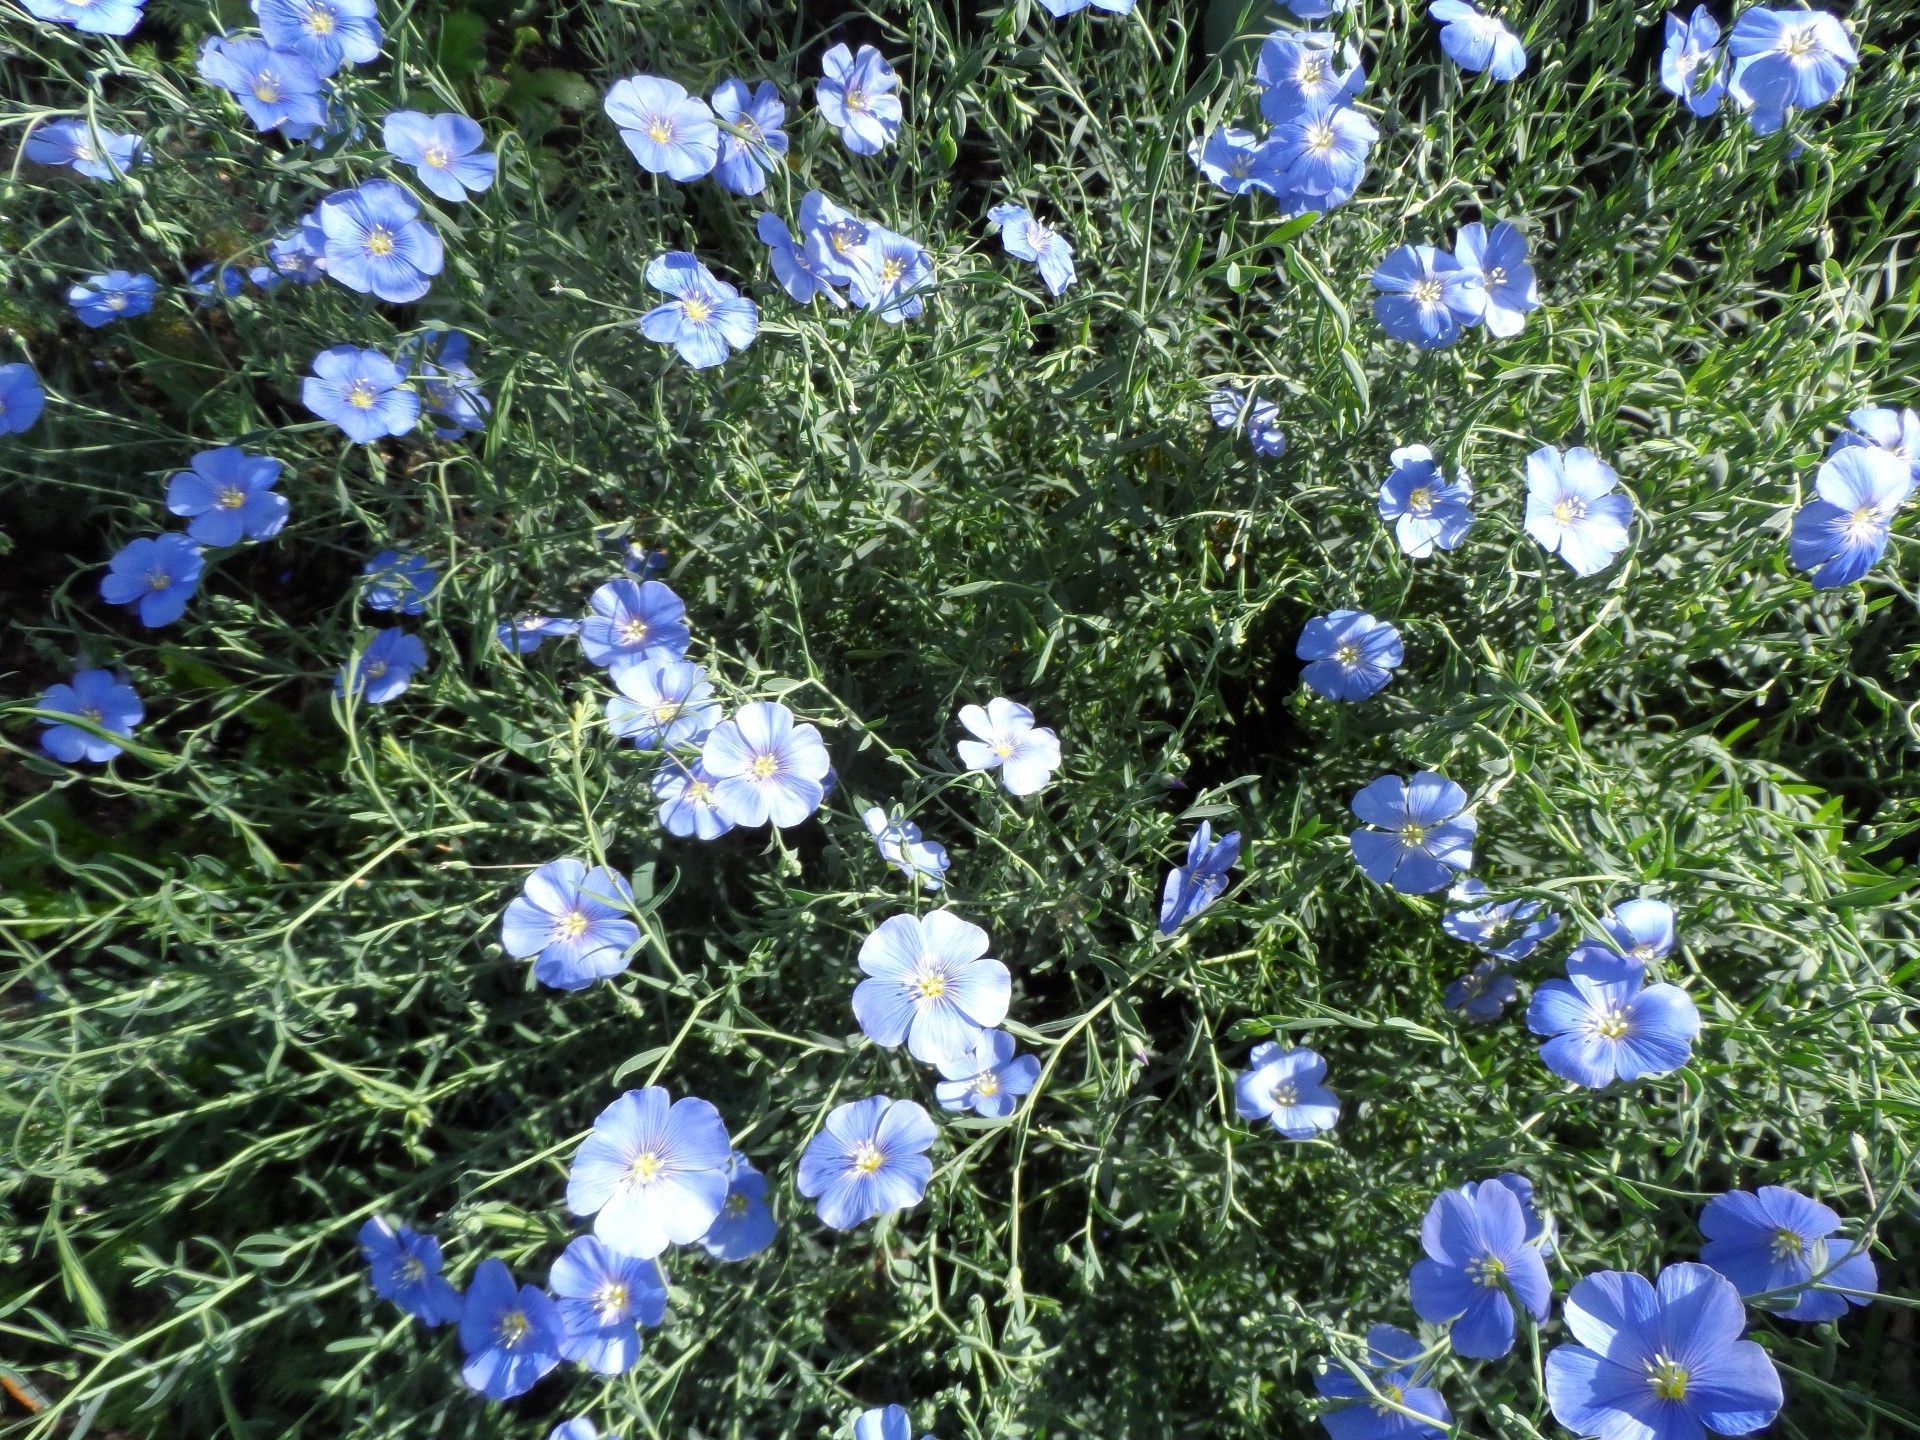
[1830,405,1920,480]
[1544,1264,1783,1440]
[1727,7,1856,118]
[1234,1043,1339,1139]
[1527,944,1700,1088]
[1298,610,1403,702]
[197,36,328,139]
[863,807,950,890]
[853,910,1011,1067]
[1348,772,1476,895]
[187,262,245,306]
[988,204,1077,297]
[1283,0,1349,15]
[699,1152,779,1260]
[1452,220,1539,338]
[1789,445,1913,589]
[336,628,427,704]
[256,225,328,287]
[758,212,847,307]
[552,1421,601,1440]
[68,270,157,328]
[639,252,760,368]
[356,1217,463,1326]
[458,1257,563,1401]
[1159,821,1242,934]
[1443,879,1561,961]
[255,0,381,75]
[1601,897,1675,961]
[497,615,579,653]
[24,119,147,179]
[0,364,47,435]
[607,659,718,750]
[1377,445,1473,557]
[799,189,874,289]
[579,578,690,675]
[413,331,490,438]
[1429,0,1528,80]
[21,0,143,34]
[817,43,902,155]
[1189,127,1284,197]
[1267,104,1378,204]
[566,1087,732,1259]
[1699,1186,1878,1321]
[855,1407,939,1440]
[383,111,496,201]
[1208,386,1288,457]
[38,669,142,764]
[935,1029,1041,1118]
[547,1235,666,1374]
[702,701,831,829]
[654,758,735,840]
[303,345,419,442]
[1409,1176,1552,1358]
[1444,962,1518,1022]
[1371,245,1479,348]
[957,697,1060,796]
[361,549,438,615]
[99,534,202,627]
[165,447,288,546]
[1662,7,1729,115]
[1314,1325,1451,1440]
[795,1095,935,1230]
[710,79,788,195]
[847,225,934,323]
[1038,0,1135,13]
[1257,32,1365,123]
[500,859,640,991]
[317,181,443,303]
[604,75,718,180]
[1524,445,1633,576]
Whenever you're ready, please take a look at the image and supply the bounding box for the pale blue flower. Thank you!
[1378,445,1473,556]
[988,204,1076,296]
[796,1095,935,1229]
[640,252,760,368]
[864,806,950,890]
[604,75,718,180]
[816,44,902,155]
[1524,446,1633,576]
[566,1087,732,1258]
[854,910,1011,1067]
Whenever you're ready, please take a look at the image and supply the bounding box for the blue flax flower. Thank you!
[1267,104,1378,206]
[458,1258,562,1401]
[1700,1186,1877,1321]
[318,181,443,302]
[1315,1325,1451,1440]
[936,1029,1041,1118]
[1378,445,1473,556]
[336,628,427,704]
[356,1217,463,1325]
[1159,821,1242,934]
[579,578,690,675]
[550,1422,600,1440]
[1527,945,1699,1088]
[854,910,1011,1066]
[68,270,157,328]
[166,447,287,546]
[1525,445,1633,576]
[758,212,847,307]
[988,204,1076,297]
[1430,0,1527,80]
[847,224,934,323]
[796,1095,935,1230]
[1601,897,1675,961]
[1453,220,1539,338]
[1298,610,1403,702]
[566,1087,732,1258]
[253,227,327,286]
[497,615,579,653]
[1830,404,1920,481]
[187,262,245,306]
[547,1235,666,1374]
[25,119,146,179]
[361,550,438,614]
[410,331,490,438]
[1544,1264,1783,1440]
[957,697,1060,795]
[1209,385,1287,457]
[303,345,419,442]
[1789,445,1912,589]
[604,76,718,180]
[1410,1175,1552,1358]
[0,364,48,434]
[1283,0,1350,14]
[383,111,496,201]
[1189,127,1285,197]
[38,669,142,764]
[1728,7,1855,123]
[817,44,902,155]
[22,0,143,34]
[607,659,717,750]
[1258,32,1364,123]
[700,1152,779,1260]
[711,79,788,195]
[654,758,734,840]
[864,807,950,890]
[1038,0,1134,12]
[100,534,202,627]
[500,858,639,991]
[798,190,874,290]
[1443,879,1561,961]
[641,252,760,368]
[1444,962,1518,1022]
[255,0,381,75]
[703,701,830,828]
[1348,772,1476,894]
[1235,1043,1339,1139]
[197,37,328,139]
[1371,245,1478,348]
[1662,7,1729,115]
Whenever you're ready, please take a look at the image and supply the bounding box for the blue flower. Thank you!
[68,270,157,327]
[1527,944,1700,1088]
[254,0,381,75]
[1208,385,1288,457]
[1699,1186,1878,1322]
[166,447,288,546]
[317,181,443,302]
[1728,7,1855,118]
[1159,821,1242,934]
[253,226,327,286]
[1298,610,1403,702]
[799,189,874,290]
[957,697,1060,795]
[24,118,147,179]
[703,701,831,829]
[854,910,1011,1067]
[1257,32,1364,123]
[1429,0,1527,80]
[1377,445,1473,556]
[1234,1043,1339,1139]
[847,224,935,323]
[21,0,143,33]
[551,1420,604,1440]
[1348,772,1476,894]
[936,1028,1041,1118]
[99,534,202,627]
[496,615,579,653]
[566,1087,732,1258]
[1409,1175,1553,1358]
[187,261,245,306]
[604,75,718,180]
[1189,127,1284,197]
[863,807,950,890]
[796,1095,935,1230]
[757,212,848,308]
[1452,220,1539,338]
[1601,897,1675,961]
[640,252,760,368]
[1314,1325,1450,1440]
[580,578,690,675]
[356,1217,463,1326]
[1829,404,1920,481]
[303,345,419,442]
[1544,1264,1783,1440]
[412,331,491,438]
[1037,0,1134,13]
[500,858,639,991]
[361,550,438,614]
[197,36,329,139]
[1280,0,1349,14]
[710,79,788,195]
[383,111,496,201]
[1442,879,1561,961]
[458,1257,563,1401]
[1371,245,1478,348]
[817,44,902,155]
[1444,962,1518,1022]
[1524,445,1633,576]
[699,1152,779,1260]
[336,628,427,704]
[0,364,47,435]
[607,659,717,751]
[1789,445,1912,589]
[547,1235,666,1374]
[988,204,1077,297]
[653,757,735,840]
[1662,7,1728,115]
[1267,104,1378,205]
[38,669,142,764]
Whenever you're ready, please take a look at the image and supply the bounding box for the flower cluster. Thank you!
[1661,5,1858,133]
[1371,218,1539,349]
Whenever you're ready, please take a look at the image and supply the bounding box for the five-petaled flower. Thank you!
[604,75,719,180]
[318,180,445,303]
[1524,445,1633,577]
[1371,244,1479,349]
[989,204,1077,296]
[640,252,761,368]
[1662,7,1729,116]
[1789,445,1912,589]
[935,1028,1041,1118]
[580,577,691,677]
[566,1086,733,1259]
[1409,1174,1553,1358]
[864,806,951,890]
[458,1257,563,1401]
[361,549,439,615]
[607,658,718,750]
[1347,771,1476,894]
[1298,610,1403,702]
[500,858,641,991]
[699,1151,780,1260]
[383,111,497,201]
[1313,1324,1451,1440]
[817,44,903,156]
[166,447,288,546]
[357,1217,464,1326]
[1601,897,1676,961]
[68,270,157,328]
[1235,1043,1340,1139]
[197,36,328,139]
[255,0,382,76]
[711,79,789,195]
[1527,944,1700,1088]
[100,533,203,627]
[854,910,1012,1067]
[23,119,147,179]
[702,700,831,829]
[1453,220,1540,337]
[335,628,428,704]
[1699,1185,1878,1321]
[1443,879,1561,961]
[957,697,1061,796]
[1159,821,1242,934]
[1378,445,1473,556]
[1209,385,1288,457]
[1430,0,1528,80]
[38,669,142,764]
[0,364,48,435]
[1727,5,1856,134]
[654,757,736,840]
[547,1234,667,1374]
[796,1094,936,1229]
[303,345,420,442]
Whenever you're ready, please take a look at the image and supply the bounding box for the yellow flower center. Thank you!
[845,86,869,114]
[973,1072,1001,1096]
[253,75,283,102]
[423,143,452,168]
[557,910,589,940]
[81,706,103,725]
[630,1150,663,1184]
[218,487,246,508]
[681,293,714,323]
[1554,497,1587,524]
[1270,1081,1298,1107]
[850,1141,885,1174]
[1594,1005,1632,1040]
[1410,277,1444,305]
[1847,503,1883,539]
[1647,1356,1689,1402]
[1372,1382,1405,1414]
[1299,55,1326,84]
[346,381,377,409]
[686,779,712,803]
[652,704,681,724]
[879,256,905,284]
[1782,25,1816,57]
[1336,643,1360,666]
[910,967,948,1002]
[1407,485,1434,513]
[496,1309,530,1346]
[146,570,172,591]
[596,1281,629,1321]
[1401,823,1427,847]
[305,6,335,34]
[1469,1254,1507,1287]
[619,618,649,644]
[992,740,1014,758]
[725,1192,750,1216]
[366,227,396,257]
[831,226,861,256]
[1306,120,1337,152]
[1770,1227,1805,1262]
[751,753,779,780]
[647,118,673,144]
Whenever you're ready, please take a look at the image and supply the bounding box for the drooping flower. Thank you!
[317,181,444,303]
[1234,1043,1339,1140]
[1314,1324,1451,1440]
[1267,104,1379,206]
[22,119,147,179]
[197,36,329,139]
[957,697,1060,796]
[21,0,144,35]
[38,669,142,764]
[1377,445,1473,557]
[579,579,690,676]
[1159,821,1242,934]
[795,1095,936,1230]
[412,331,491,438]
[1257,32,1364,123]
[0,364,48,435]
[607,659,718,750]
[383,111,496,201]
[1298,611,1403,703]
[99,534,203,627]
[356,1217,464,1326]
[1444,962,1518,1022]
[1543,1264,1783,1440]
[853,910,1012,1066]
[1189,127,1285,197]
[1699,1186,1878,1321]
[653,758,735,840]
[497,615,580,653]
[500,859,640,991]
[68,270,157,328]
[359,550,437,615]
[566,1087,732,1259]
[253,226,328,287]
[164,447,288,546]
[1348,772,1476,895]
[710,79,788,195]
[935,1028,1041,1118]
[1429,0,1527,80]
[847,224,935,323]
[1452,220,1540,338]
[640,252,760,368]
[1601,897,1676,961]
[1409,1175,1553,1358]
[988,204,1077,297]
[336,628,427,704]
[1829,405,1920,481]
[1662,7,1729,115]
[702,701,831,829]
[1208,385,1288,457]
[547,1234,666,1374]
[699,1152,779,1260]
[604,75,719,181]
[1789,445,1913,589]
[1442,879,1561,961]
[457,1257,563,1401]
[816,44,903,156]
[1524,445,1633,576]
[863,807,951,890]
[303,345,419,442]
[1727,7,1856,120]
[254,0,381,75]
[1527,944,1700,1088]
[757,212,848,307]
[1371,245,1479,348]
